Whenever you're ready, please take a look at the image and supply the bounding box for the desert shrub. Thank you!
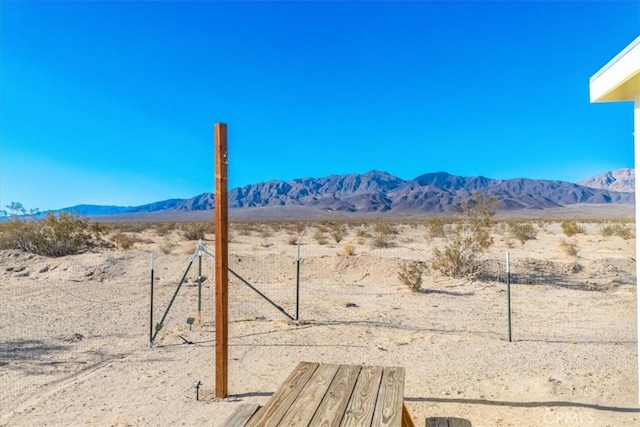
[356,228,369,238]
[182,223,208,241]
[425,218,445,238]
[113,233,136,249]
[258,227,272,238]
[431,192,496,278]
[559,239,579,257]
[373,222,397,237]
[397,261,423,292]
[287,236,299,245]
[160,241,176,254]
[560,220,584,237]
[341,243,355,256]
[313,229,327,245]
[155,222,176,236]
[0,210,106,257]
[600,223,634,240]
[371,236,393,248]
[330,225,347,243]
[509,222,537,244]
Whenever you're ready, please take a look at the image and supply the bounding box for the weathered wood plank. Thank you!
[246,361,319,427]
[372,366,405,427]
[309,364,361,427]
[426,418,449,427]
[223,403,261,427]
[340,365,383,427]
[446,418,472,427]
[401,403,417,427]
[426,417,472,427]
[278,363,340,426]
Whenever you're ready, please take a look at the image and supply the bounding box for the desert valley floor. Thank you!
[1,211,639,426]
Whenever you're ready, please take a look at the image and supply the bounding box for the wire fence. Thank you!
[218,229,637,345]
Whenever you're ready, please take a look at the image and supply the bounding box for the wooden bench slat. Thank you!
[223,403,261,427]
[372,366,405,427]
[278,363,341,426]
[401,403,417,427]
[246,361,319,427]
[339,365,384,427]
[426,417,472,427]
[309,364,361,427]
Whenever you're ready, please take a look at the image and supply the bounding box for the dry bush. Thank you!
[287,236,299,245]
[425,218,445,238]
[113,233,136,249]
[341,243,355,256]
[509,222,537,244]
[313,229,327,245]
[330,225,347,243]
[356,228,369,238]
[159,240,176,254]
[397,261,423,292]
[559,239,579,257]
[0,211,108,257]
[373,222,397,237]
[560,220,584,237]
[431,192,496,278]
[181,223,208,241]
[600,223,634,240]
[155,222,176,236]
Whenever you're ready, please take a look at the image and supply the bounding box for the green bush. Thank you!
[0,211,107,257]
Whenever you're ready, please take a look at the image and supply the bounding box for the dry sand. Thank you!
[1,218,638,426]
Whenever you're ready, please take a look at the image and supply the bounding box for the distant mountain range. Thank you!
[577,168,635,193]
[56,169,635,218]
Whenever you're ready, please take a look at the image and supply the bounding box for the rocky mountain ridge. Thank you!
[57,169,634,217]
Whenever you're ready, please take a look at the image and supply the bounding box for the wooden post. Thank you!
[214,123,229,398]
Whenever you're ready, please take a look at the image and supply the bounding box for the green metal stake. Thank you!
[507,251,512,342]
[149,252,155,347]
[198,252,202,317]
[295,243,301,324]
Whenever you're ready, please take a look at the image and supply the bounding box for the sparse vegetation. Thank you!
[160,241,176,254]
[561,220,584,237]
[559,239,579,257]
[181,223,208,241]
[113,233,136,249]
[341,243,355,256]
[313,228,327,245]
[430,192,496,278]
[600,223,634,240]
[0,203,107,257]
[425,218,445,238]
[330,225,347,243]
[509,222,537,244]
[397,261,423,292]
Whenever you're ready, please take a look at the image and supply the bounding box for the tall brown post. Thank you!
[214,123,229,398]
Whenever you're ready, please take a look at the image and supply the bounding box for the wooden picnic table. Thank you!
[231,361,415,427]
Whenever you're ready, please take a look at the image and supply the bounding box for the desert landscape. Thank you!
[1,207,638,426]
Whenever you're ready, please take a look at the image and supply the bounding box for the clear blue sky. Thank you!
[1,1,639,211]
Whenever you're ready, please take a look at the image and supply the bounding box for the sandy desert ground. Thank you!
[1,214,639,426]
